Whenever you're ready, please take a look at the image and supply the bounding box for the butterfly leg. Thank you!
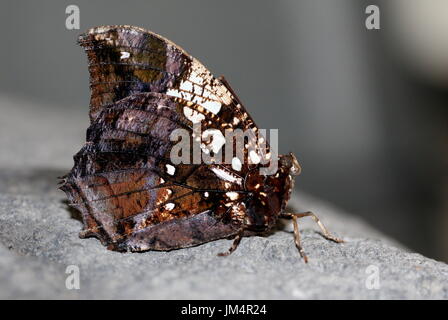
[217,229,244,257]
[281,211,344,262]
[291,214,308,263]
[295,211,344,243]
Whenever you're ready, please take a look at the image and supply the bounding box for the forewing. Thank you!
[62,25,273,251]
[79,25,245,125]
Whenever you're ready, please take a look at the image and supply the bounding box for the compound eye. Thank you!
[289,153,302,176]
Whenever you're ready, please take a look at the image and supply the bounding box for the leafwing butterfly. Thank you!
[60,25,343,262]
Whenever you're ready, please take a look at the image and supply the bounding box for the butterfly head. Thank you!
[274,152,301,214]
[279,152,301,176]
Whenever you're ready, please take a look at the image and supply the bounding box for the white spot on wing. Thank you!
[167,91,221,115]
[165,164,176,175]
[120,51,130,59]
[226,192,239,200]
[249,150,261,164]
[202,100,221,114]
[183,107,205,124]
[211,167,242,184]
[179,81,193,92]
[231,157,242,171]
[166,88,181,99]
[164,203,175,211]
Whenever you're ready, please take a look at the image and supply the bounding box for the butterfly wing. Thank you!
[61,25,271,251]
[79,25,245,123]
[79,25,271,170]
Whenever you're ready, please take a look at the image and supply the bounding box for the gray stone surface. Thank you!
[1,96,448,299]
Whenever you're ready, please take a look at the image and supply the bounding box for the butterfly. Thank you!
[60,25,343,262]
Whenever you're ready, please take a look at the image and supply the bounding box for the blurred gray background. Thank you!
[0,0,447,262]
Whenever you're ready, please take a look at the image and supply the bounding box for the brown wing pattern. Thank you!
[61,26,271,251]
[79,26,245,123]
[61,92,248,251]
[79,25,271,171]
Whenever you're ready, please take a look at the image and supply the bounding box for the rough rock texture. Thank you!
[1,96,447,299]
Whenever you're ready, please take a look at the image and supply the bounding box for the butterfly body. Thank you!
[61,25,342,259]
